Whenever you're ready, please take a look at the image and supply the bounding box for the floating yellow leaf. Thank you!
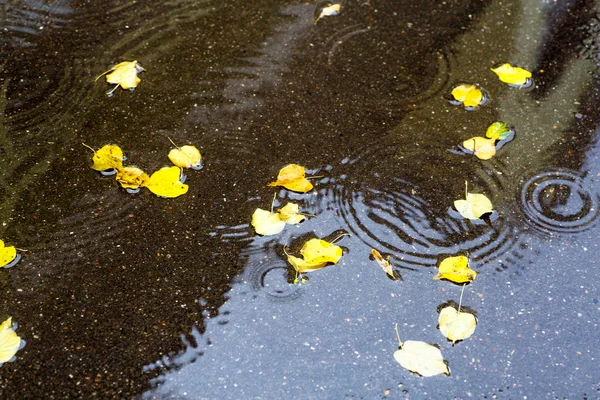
[485,121,511,140]
[0,240,19,269]
[286,237,343,273]
[315,3,341,24]
[462,137,496,160]
[491,63,532,86]
[371,249,401,281]
[454,187,494,220]
[168,145,202,170]
[438,306,477,344]
[393,329,450,377]
[287,254,327,273]
[252,203,305,236]
[277,203,305,224]
[95,61,145,96]
[0,317,23,366]
[434,255,477,284]
[300,238,343,264]
[116,166,150,191]
[252,208,286,236]
[145,166,188,198]
[450,84,483,108]
[88,144,124,172]
[267,164,314,193]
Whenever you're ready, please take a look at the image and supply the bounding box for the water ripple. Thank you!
[518,168,599,235]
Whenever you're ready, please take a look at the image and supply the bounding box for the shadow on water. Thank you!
[1,0,600,398]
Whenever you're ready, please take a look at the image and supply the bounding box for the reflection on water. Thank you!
[1,0,600,397]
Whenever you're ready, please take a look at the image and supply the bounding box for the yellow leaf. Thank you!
[300,238,343,264]
[491,63,532,85]
[267,164,314,193]
[454,192,494,220]
[438,306,477,344]
[450,84,483,108]
[315,3,341,24]
[0,317,22,365]
[286,254,327,273]
[116,166,150,190]
[145,166,189,198]
[485,121,511,140]
[95,61,145,90]
[394,340,450,377]
[168,145,202,170]
[462,137,496,160]
[88,144,124,172]
[0,240,19,269]
[251,208,286,236]
[277,203,305,224]
[434,255,477,283]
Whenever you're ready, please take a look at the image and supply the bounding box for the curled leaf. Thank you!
[485,121,511,140]
[394,340,450,377]
[462,137,496,160]
[268,164,314,193]
[454,192,494,220]
[0,240,19,269]
[491,63,532,86]
[145,166,188,198]
[168,145,202,170]
[116,166,150,190]
[95,61,145,93]
[434,255,477,284]
[0,317,23,366]
[450,84,484,108]
[371,249,401,280]
[315,2,341,24]
[438,306,477,344]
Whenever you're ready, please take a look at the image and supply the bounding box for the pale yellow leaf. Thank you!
[0,318,22,365]
[394,340,450,377]
[251,208,286,236]
[168,145,202,170]
[438,306,477,344]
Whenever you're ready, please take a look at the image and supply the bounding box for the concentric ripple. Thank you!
[519,168,600,234]
[322,141,521,269]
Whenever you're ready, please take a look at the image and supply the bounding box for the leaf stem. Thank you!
[394,323,403,348]
[81,143,96,153]
[167,137,181,150]
[458,283,466,313]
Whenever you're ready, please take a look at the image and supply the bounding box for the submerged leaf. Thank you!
[454,192,494,220]
[267,164,314,193]
[438,306,477,344]
[168,145,202,170]
[90,144,124,172]
[145,166,188,198]
[116,166,150,190]
[462,137,496,160]
[95,61,145,91]
[287,254,327,273]
[0,240,18,269]
[451,84,483,108]
[491,63,531,85]
[0,317,22,365]
[315,3,341,24]
[434,255,477,283]
[394,340,450,377]
[485,121,511,140]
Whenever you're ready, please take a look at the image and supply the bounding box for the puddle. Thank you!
[1,0,600,398]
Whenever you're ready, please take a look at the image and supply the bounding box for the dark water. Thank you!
[1,0,600,398]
